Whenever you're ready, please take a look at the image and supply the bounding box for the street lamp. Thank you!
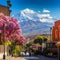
[56,42,60,60]
[3,18,5,59]
[50,27,52,41]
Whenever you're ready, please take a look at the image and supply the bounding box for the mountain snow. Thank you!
[18,8,54,23]
[13,8,55,36]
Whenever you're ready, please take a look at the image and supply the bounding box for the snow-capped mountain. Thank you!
[13,8,55,36]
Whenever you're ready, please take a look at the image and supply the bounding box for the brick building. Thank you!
[0,5,11,16]
[52,20,60,41]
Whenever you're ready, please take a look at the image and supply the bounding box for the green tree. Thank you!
[26,42,33,48]
[33,36,42,45]
[43,37,47,43]
[33,36,48,45]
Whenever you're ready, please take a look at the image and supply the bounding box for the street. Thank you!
[6,55,57,60]
[23,56,57,60]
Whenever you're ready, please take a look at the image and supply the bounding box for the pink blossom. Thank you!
[0,13,25,45]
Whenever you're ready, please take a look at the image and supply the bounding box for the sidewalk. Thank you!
[3,56,26,60]
[7,56,26,60]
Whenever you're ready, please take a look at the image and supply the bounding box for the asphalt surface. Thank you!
[23,56,57,60]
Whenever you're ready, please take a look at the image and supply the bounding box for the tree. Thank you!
[43,37,47,43]
[26,42,33,47]
[34,36,42,45]
[0,13,25,44]
[33,36,48,45]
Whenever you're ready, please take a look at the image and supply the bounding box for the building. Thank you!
[52,20,60,41]
[0,5,11,16]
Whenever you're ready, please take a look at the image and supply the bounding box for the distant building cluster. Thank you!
[52,20,60,41]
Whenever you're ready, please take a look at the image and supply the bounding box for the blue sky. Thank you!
[0,0,60,20]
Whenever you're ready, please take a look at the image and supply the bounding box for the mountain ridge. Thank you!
[14,8,54,36]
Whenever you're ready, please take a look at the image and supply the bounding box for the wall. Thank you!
[52,20,60,41]
[0,5,10,16]
[0,45,7,59]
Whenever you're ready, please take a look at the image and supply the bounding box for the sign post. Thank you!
[56,42,60,60]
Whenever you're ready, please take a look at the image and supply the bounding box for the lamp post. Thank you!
[50,27,52,41]
[7,0,12,56]
[56,42,60,60]
[3,23,6,60]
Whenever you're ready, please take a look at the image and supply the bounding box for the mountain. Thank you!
[14,8,54,36]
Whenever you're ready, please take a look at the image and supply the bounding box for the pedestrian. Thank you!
[29,50,31,56]
[24,50,27,55]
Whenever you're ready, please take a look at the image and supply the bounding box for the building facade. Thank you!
[52,20,60,41]
[0,5,10,16]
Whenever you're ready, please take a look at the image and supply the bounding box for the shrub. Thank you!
[12,45,21,56]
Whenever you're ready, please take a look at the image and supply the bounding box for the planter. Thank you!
[13,53,19,57]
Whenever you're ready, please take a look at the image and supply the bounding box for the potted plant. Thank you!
[12,45,20,57]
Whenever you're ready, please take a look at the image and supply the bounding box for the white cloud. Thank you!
[43,9,50,13]
[37,13,53,23]
[48,16,53,19]
[41,14,50,17]
[40,18,54,23]
[37,13,53,18]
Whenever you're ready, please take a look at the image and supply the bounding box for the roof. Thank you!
[0,4,9,9]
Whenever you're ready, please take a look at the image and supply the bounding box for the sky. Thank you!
[0,0,60,20]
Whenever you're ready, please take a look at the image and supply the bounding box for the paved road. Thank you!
[5,55,57,60]
[23,56,57,60]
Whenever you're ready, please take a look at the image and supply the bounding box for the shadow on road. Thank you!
[21,55,57,60]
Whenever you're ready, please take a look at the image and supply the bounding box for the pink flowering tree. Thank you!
[32,44,41,50]
[0,13,25,45]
